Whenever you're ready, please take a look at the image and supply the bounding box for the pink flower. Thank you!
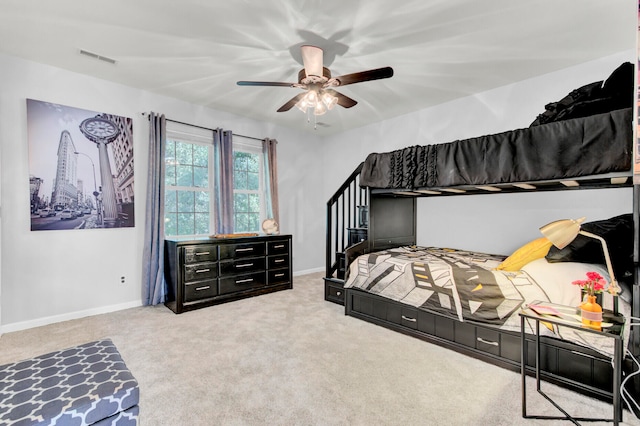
[572,271,608,296]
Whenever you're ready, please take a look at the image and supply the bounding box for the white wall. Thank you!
[0,53,325,332]
[322,51,635,255]
[1,49,635,332]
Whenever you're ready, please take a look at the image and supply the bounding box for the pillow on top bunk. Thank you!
[545,214,633,283]
[529,62,633,127]
[495,237,553,271]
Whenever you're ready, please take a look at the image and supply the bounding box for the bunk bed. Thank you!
[331,63,640,406]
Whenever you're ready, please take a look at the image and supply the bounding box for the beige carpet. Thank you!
[1,272,638,426]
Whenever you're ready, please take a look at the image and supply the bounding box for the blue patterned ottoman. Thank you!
[0,339,139,425]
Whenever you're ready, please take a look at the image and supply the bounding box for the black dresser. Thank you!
[164,235,292,314]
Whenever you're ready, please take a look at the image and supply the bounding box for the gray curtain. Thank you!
[262,138,279,225]
[214,129,234,234]
[142,112,167,305]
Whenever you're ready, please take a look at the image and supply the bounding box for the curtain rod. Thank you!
[142,113,265,142]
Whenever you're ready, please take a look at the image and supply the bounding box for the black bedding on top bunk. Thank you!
[360,62,634,190]
[359,107,632,190]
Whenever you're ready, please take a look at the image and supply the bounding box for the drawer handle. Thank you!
[274,273,285,277]
[477,337,499,347]
[236,263,254,268]
[195,269,210,273]
[195,286,210,291]
[236,278,254,284]
[336,291,342,296]
[236,247,254,252]
[274,244,285,249]
[274,259,285,263]
[401,315,417,323]
[196,252,211,256]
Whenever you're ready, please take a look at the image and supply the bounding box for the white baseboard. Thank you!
[0,300,143,334]
[293,267,324,277]
[1,270,324,334]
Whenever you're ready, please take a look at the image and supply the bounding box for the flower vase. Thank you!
[580,295,603,330]
[581,288,603,306]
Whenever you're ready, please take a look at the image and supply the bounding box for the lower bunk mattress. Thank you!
[344,246,631,359]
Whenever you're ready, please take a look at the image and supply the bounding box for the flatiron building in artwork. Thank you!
[51,130,78,209]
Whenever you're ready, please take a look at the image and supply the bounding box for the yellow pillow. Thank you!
[495,237,552,271]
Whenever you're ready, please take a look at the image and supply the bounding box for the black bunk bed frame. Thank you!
[325,166,640,404]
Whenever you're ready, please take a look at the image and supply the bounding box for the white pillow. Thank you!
[519,258,614,310]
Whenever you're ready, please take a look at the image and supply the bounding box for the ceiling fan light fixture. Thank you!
[321,91,338,110]
[295,102,308,113]
[313,101,327,116]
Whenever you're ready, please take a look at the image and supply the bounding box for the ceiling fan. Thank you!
[236,45,393,116]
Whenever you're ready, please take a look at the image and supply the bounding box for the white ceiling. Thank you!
[0,0,634,135]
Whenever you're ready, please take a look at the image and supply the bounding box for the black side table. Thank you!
[519,301,625,425]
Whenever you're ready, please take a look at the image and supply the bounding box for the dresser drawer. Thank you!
[267,240,289,255]
[184,280,218,302]
[268,254,289,270]
[219,272,267,294]
[184,262,218,283]
[219,257,266,276]
[268,268,290,285]
[219,242,265,260]
[183,245,217,263]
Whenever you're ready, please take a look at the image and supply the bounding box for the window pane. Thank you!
[177,191,194,213]
[165,190,177,213]
[248,194,260,212]
[165,213,177,235]
[247,154,259,172]
[235,213,248,232]
[193,166,208,188]
[176,165,193,187]
[195,191,209,213]
[234,152,247,170]
[195,213,209,235]
[166,139,175,156]
[175,141,193,165]
[193,144,208,167]
[234,193,247,212]
[165,164,176,186]
[177,213,195,235]
[248,213,260,232]
[247,172,259,190]
[234,171,247,190]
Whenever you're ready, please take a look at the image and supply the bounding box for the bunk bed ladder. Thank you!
[324,162,367,304]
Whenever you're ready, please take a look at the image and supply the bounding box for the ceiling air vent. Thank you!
[79,49,116,65]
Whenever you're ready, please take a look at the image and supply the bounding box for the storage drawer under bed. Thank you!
[345,288,615,395]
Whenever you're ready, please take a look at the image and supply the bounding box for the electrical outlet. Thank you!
[120,276,126,284]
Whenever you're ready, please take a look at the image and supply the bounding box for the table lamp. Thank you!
[539,217,620,313]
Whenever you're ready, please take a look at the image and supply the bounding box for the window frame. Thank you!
[164,125,214,239]
[232,140,265,234]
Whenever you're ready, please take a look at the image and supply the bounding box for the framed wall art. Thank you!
[27,99,134,231]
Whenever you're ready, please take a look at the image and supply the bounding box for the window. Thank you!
[163,124,268,238]
[233,144,264,233]
[164,124,213,238]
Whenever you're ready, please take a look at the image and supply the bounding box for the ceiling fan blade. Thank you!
[334,67,394,86]
[326,89,358,108]
[277,93,306,112]
[301,45,323,78]
[237,81,296,87]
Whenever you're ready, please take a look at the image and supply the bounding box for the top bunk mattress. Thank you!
[359,107,632,190]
